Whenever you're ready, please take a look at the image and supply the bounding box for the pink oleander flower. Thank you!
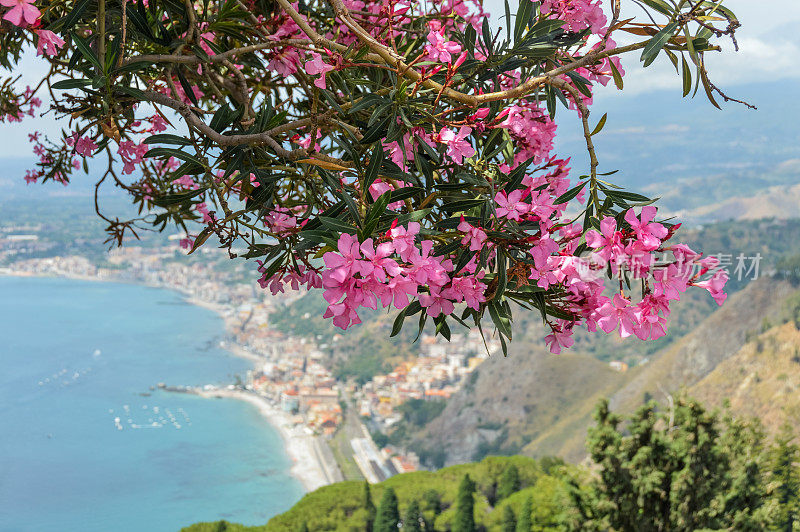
[596,294,638,338]
[305,53,334,89]
[407,240,452,288]
[545,322,574,354]
[117,140,148,174]
[496,103,557,166]
[268,47,302,77]
[625,206,667,251]
[634,294,669,340]
[388,221,420,261]
[457,218,487,251]
[653,264,689,301]
[424,20,462,63]
[540,0,607,34]
[528,190,557,221]
[694,270,728,305]
[172,175,198,189]
[530,236,559,270]
[386,274,418,310]
[448,275,487,311]
[147,113,168,133]
[179,237,194,250]
[264,207,299,235]
[196,202,214,224]
[67,134,98,158]
[418,287,455,317]
[35,30,65,57]
[1,0,40,27]
[494,189,529,221]
[359,238,402,282]
[585,216,624,261]
[436,126,474,165]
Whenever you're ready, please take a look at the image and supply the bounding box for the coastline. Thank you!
[0,269,333,494]
[192,388,335,492]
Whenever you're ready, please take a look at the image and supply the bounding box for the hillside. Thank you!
[691,320,800,435]
[182,456,571,532]
[608,277,797,414]
[409,346,629,466]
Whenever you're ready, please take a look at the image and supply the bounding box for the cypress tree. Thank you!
[374,487,400,532]
[453,474,476,532]
[771,426,800,532]
[363,481,376,531]
[423,489,441,516]
[516,497,532,532]
[403,499,424,532]
[497,464,521,501]
[502,504,517,532]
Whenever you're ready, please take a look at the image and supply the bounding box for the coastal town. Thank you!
[0,231,501,489]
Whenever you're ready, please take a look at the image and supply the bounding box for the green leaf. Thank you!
[640,21,679,67]
[319,216,358,235]
[60,0,92,31]
[699,67,722,110]
[590,113,607,136]
[144,147,205,167]
[441,198,485,213]
[637,0,674,17]
[390,308,408,337]
[609,59,624,90]
[553,181,587,205]
[114,86,145,99]
[150,187,206,207]
[681,54,692,97]
[175,67,198,106]
[514,0,532,43]
[359,114,391,144]
[482,18,493,55]
[487,300,513,339]
[495,251,508,299]
[51,79,91,90]
[434,316,451,341]
[71,32,103,72]
[364,145,384,193]
[144,134,193,146]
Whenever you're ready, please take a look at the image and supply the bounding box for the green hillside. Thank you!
[184,395,800,531]
[183,456,573,532]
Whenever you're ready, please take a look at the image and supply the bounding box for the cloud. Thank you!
[605,33,800,97]
[482,0,800,97]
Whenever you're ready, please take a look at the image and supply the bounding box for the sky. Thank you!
[0,0,797,162]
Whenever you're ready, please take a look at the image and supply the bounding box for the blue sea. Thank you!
[0,277,304,532]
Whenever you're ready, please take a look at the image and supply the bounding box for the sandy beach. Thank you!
[194,388,337,492]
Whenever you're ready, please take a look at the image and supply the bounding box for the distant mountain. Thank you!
[409,276,800,466]
[410,345,628,465]
[691,321,800,435]
[557,81,800,223]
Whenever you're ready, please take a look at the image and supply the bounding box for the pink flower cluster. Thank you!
[536,206,728,353]
[319,224,487,329]
[257,262,322,295]
[496,103,558,167]
[67,133,99,157]
[118,140,149,174]
[540,0,607,34]
[424,20,463,64]
[264,207,303,236]
[1,0,39,27]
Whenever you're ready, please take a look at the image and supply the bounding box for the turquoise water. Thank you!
[0,277,304,532]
